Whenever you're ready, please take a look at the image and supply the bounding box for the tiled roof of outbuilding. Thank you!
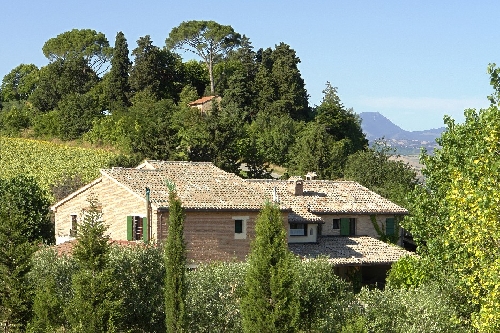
[101,162,272,211]
[289,236,412,266]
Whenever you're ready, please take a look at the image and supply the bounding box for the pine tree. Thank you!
[164,182,186,332]
[67,195,120,332]
[241,201,299,333]
[108,31,131,113]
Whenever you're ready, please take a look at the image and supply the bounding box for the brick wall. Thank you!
[158,211,289,263]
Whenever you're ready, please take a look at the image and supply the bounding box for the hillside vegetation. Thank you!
[0,136,120,200]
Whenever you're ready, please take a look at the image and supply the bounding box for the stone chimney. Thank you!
[288,177,304,196]
[305,172,317,180]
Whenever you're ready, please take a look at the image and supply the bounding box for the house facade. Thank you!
[52,160,410,266]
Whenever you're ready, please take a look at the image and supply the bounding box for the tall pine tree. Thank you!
[164,181,186,332]
[241,201,299,332]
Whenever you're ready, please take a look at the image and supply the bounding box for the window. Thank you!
[386,217,395,235]
[290,223,307,236]
[332,219,340,229]
[69,214,77,237]
[233,216,248,239]
[235,220,243,234]
[127,216,148,241]
[340,218,356,236]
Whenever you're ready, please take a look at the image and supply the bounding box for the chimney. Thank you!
[305,171,317,180]
[288,177,303,196]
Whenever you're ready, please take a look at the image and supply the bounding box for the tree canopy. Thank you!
[166,20,241,94]
[42,29,112,75]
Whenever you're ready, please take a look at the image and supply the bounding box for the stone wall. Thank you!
[319,214,396,239]
[53,176,154,243]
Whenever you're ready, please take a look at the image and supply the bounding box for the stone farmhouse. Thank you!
[187,95,221,114]
[51,160,410,282]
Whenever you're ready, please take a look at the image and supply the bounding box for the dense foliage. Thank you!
[0,23,368,179]
[241,202,300,332]
[0,137,128,201]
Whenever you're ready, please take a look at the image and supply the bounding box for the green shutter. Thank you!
[143,217,149,242]
[127,216,133,241]
[386,218,395,235]
[340,218,350,236]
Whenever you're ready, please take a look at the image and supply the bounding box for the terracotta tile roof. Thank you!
[188,95,218,106]
[246,179,408,218]
[289,236,412,266]
[101,162,272,211]
[104,160,407,218]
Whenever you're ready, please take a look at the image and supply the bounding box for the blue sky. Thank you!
[1,1,497,131]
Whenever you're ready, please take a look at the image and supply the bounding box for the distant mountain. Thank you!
[359,112,444,142]
[358,112,445,155]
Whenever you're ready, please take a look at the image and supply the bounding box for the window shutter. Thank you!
[340,218,350,236]
[386,218,395,235]
[143,217,149,242]
[127,216,133,241]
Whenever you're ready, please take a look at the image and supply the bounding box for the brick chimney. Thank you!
[288,177,304,196]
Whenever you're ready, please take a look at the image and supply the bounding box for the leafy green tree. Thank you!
[241,202,299,332]
[0,196,37,331]
[287,122,348,179]
[29,248,77,332]
[127,91,179,159]
[0,101,34,135]
[166,20,242,94]
[42,28,112,75]
[0,175,53,244]
[67,195,120,332]
[29,57,99,113]
[254,43,310,121]
[350,284,471,333]
[344,140,418,207]
[129,35,183,101]
[57,92,103,140]
[185,262,246,332]
[109,245,166,332]
[220,36,259,121]
[164,183,187,333]
[315,82,367,154]
[249,112,299,166]
[403,106,500,331]
[0,64,39,102]
[181,60,210,97]
[107,31,131,113]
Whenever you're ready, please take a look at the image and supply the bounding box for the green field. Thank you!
[0,137,120,199]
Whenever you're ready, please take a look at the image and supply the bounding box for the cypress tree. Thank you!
[108,31,131,113]
[0,199,37,331]
[241,201,299,333]
[164,181,186,332]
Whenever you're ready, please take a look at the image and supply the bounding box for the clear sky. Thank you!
[1,1,497,131]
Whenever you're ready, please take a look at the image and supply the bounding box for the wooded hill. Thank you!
[0,23,368,181]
